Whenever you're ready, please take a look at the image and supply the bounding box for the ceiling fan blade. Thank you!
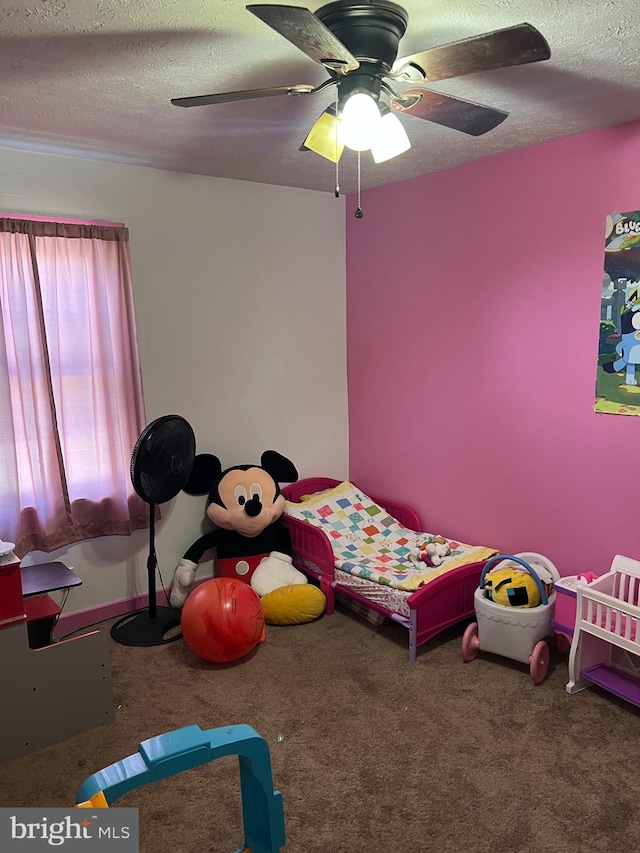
[391,88,508,136]
[393,23,550,82]
[247,4,359,72]
[171,84,315,107]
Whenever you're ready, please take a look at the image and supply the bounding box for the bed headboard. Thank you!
[281,477,341,503]
[282,477,423,531]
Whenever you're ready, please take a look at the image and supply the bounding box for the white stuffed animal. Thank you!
[425,539,451,567]
[409,535,451,569]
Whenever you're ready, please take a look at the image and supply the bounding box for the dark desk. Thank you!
[20,562,82,648]
[21,561,82,597]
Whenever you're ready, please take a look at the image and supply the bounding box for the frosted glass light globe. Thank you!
[340,93,381,152]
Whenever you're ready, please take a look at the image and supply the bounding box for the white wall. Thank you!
[0,147,349,615]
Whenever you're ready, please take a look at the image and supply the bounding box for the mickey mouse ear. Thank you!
[260,450,298,484]
[183,454,223,495]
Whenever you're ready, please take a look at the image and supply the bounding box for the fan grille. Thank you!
[130,415,196,505]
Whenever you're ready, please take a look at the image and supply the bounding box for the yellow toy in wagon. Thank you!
[461,552,559,684]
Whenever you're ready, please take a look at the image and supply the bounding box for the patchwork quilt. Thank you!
[284,481,497,592]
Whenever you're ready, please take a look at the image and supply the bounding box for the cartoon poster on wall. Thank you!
[595,210,640,415]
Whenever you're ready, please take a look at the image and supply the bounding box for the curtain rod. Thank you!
[0,213,124,227]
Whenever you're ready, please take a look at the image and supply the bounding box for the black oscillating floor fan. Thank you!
[111,414,196,647]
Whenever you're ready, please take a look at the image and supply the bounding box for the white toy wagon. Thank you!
[461,552,560,684]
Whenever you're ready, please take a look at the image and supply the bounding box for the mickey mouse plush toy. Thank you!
[169,450,325,625]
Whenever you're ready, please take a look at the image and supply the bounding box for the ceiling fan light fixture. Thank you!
[370,110,411,163]
[340,91,381,151]
[303,108,345,163]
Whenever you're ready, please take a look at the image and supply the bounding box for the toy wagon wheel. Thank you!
[529,640,550,684]
[461,622,480,662]
[555,633,571,655]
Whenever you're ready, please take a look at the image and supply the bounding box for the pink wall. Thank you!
[346,120,640,576]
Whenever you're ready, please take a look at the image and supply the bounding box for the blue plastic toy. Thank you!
[76,723,285,853]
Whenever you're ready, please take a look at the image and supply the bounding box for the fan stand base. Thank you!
[110,606,182,647]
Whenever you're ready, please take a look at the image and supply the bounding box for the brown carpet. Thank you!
[1,607,639,853]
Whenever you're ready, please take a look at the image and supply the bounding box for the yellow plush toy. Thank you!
[482,567,542,608]
[261,583,326,626]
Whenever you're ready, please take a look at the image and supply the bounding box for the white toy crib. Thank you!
[566,554,640,707]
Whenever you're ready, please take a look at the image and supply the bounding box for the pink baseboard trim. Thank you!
[55,587,174,636]
[54,577,212,636]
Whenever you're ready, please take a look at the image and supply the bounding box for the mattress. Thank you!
[333,567,412,620]
[285,480,497,592]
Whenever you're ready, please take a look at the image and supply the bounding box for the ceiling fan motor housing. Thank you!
[316,0,408,70]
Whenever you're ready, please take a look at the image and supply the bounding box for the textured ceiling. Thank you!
[1,0,639,195]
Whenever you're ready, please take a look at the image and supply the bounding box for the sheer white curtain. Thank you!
[0,218,148,556]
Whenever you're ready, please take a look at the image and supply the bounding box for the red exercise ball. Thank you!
[181,577,266,663]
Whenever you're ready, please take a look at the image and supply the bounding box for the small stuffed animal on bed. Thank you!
[409,535,451,569]
[170,450,298,607]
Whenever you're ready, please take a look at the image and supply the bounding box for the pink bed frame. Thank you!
[281,477,487,662]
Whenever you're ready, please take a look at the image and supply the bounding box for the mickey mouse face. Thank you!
[207,466,286,537]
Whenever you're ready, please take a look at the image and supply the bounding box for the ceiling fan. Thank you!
[171,1,550,164]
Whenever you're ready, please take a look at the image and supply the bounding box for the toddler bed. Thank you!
[281,478,498,662]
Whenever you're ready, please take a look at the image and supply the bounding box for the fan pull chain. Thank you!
[334,87,340,197]
[355,151,363,218]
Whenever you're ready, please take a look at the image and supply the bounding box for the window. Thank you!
[0,216,148,556]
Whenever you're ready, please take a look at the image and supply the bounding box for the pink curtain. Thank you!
[0,217,149,556]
